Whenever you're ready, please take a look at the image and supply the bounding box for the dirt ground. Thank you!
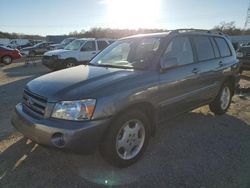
[0,61,250,188]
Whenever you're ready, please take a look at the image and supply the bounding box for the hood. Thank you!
[26,65,137,102]
[50,44,60,47]
[44,49,69,56]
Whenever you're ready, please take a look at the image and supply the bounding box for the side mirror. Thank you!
[160,57,178,71]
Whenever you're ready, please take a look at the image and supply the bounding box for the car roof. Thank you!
[77,38,114,41]
[78,38,95,41]
[121,32,171,40]
[120,29,227,40]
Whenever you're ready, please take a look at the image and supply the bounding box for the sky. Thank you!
[0,0,249,36]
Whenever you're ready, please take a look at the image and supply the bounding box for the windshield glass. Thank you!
[61,38,73,45]
[0,46,14,50]
[33,43,43,47]
[64,40,85,50]
[90,37,161,68]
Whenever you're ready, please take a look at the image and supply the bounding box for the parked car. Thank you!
[7,39,32,49]
[236,45,250,72]
[16,41,36,50]
[11,30,240,167]
[20,42,54,56]
[0,46,22,65]
[50,37,76,50]
[42,38,113,70]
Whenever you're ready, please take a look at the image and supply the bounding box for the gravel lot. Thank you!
[0,61,250,188]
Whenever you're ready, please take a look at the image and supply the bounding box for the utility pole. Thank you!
[244,0,250,29]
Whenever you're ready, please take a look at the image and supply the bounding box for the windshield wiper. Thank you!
[89,63,133,69]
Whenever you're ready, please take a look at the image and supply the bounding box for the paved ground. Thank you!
[0,62,250,188]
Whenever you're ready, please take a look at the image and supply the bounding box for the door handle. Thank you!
[219,61,224,67]
[92,52,96,55]
[192,68,199,74]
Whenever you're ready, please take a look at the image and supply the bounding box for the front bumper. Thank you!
[239,59,250,70]
[11,103,110,154]
[42,57,64,70]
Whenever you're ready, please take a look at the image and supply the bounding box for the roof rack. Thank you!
[169,29,224,35]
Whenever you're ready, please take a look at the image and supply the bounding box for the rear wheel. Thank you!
[2,56,12,65]
[209,82,233,115]
[100,110,150,168]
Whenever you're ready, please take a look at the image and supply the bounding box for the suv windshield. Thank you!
[61,38,74,45]
[90,37,161,69]
[64,40,85,50]
[33,42,43,47]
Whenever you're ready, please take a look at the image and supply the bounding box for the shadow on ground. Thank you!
[0,63,49,141]
[1,112,250,188]
[2,62,49,78]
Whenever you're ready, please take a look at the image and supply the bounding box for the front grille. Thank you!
[42,55,51,61]
[43,55,57,61]
[22,90,47,118]
[246,53,250,57]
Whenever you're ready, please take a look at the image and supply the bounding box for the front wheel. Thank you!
[64,60,76,68]
[100,110,150,168]
[2,56,12,65]
[209,82,233,115]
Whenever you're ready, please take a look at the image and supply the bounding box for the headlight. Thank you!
[236,52,244,58]
[51,99,96,121]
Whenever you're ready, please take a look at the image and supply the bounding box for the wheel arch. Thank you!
[106,101,157,139]
[224,75,236,95]
[63,57,77,63]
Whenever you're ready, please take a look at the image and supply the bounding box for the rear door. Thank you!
[190,35,222,102]
[214,37,234,70]
[79,40,97,62]
[158,36,202,120]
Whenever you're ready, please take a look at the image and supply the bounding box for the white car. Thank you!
[42,38,114,70]
[50,37,76,50]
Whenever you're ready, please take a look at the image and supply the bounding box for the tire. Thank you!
[100,110,150,168]
[209,82,233,115]
[64,59,76,68]
[1,56,12,65]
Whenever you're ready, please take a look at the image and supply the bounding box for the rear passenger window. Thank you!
[97,41,108,50]
[163,37,194,66]
[214,37,231,57]
[210,37,220,58]
[193,36,215,61]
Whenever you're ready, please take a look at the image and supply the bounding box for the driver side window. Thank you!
[162,37,194,67]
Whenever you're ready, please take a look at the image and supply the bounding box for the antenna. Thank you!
[244,0,250,29]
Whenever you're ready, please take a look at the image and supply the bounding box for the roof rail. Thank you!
[169,29,224,35]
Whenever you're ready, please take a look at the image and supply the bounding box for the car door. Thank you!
[79,40,97,62]
[158,36,202,120]
[190,35,223,102]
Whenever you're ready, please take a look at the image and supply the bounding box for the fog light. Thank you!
[51,133,65,148]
